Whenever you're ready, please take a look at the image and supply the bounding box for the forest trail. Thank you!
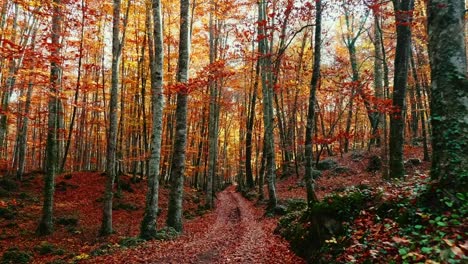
[86,185,304,263]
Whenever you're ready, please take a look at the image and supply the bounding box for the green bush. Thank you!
[0,207,16,220]
[56,216,79,226]
[119,237,145,248]
[34,242,65,256]
[155,227,179,241]
[0,187,9,198]
[0,179,18,192]
[112,202,138,211]
[1,248,31,264]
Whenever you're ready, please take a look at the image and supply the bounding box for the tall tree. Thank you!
[206,0,218,209]
[140,0,164,239]
[258,0,277,210]
[389,0,413,178]
[304,0,321,206]
[427,0,467,194]
[100,0,123,236]
[37,0,62,236]
[167,0,190,232]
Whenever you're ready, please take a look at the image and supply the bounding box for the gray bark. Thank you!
[101,0,122,236]
[167,0,190,232]
[304,0,321,206]
[141,0,164,239]
[258,0,277,210]
[37,0,61,236]
[389,0,414,179]
[428,0,467,193]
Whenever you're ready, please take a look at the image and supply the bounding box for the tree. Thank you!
[389,0,413,178]
[37,0,62,236]
[304,0,321,206]
[257,0,277,210]
[140,0,164,240]
[100,0,123,236]
[427,0,467,194]
[167,0,190,232]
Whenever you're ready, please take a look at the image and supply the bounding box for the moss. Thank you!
[1,248,32,264]
[155,227,179,241]
[56,216,79,226]
[0,179,18,192]
[277,187,379,262]
[0,207,16,220]
[118,237,145,248]
[34,242,64,256]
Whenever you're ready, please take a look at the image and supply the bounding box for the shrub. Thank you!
[34,242,64,256]
[0,207,16,220]
[1,248,31,264]
[155,227,179,241]
[119,237,145,248]
[0,179,18,192]
[56,216,79,226]
[113,202,138,211]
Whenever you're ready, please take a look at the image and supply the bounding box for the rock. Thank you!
[366,155,382,172]
[405,158,422,167]
[316,159,338,170]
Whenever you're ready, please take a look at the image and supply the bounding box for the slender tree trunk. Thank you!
[101,0,122,236]
[389,0,413,179]
[304,0,321,206]
[206,0,219,208]
[410,50,429,161]
[245,59,259,189]
[258,0,277,210]
[428,0,467,194]
[140,0,164,239]
[167,0,190,232]
[37,0,61,236]
[61,0,86,172]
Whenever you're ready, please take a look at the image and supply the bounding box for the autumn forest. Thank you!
[0,0,466,263]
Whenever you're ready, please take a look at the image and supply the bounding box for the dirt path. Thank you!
[87,186,304,263]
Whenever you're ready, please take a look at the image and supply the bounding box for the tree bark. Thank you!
[100,0,122,236]
[167,0,190,232]
[257,0,277,210]
[37,0,61,236]
[428,0,467,194]
[304,0,321,206]
[389,0,413,179]
[140,0,164,239]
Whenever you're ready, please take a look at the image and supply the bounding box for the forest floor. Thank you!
[2,146,462,263]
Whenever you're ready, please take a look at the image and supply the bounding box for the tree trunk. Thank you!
[100,0,122,236]
[167,0,190,232]
[428,0,467,194]
[37,0,61,236]
[140,0,164,239]
[304,0,321,206]
[258,0,277,210]
[389,0,413,179]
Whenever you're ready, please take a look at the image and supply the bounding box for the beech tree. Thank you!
[304,0,321,206]
[140,0,164,239]
[257,0,277,210]
[167,0,191,232]
[101,0,123,236]
[427,0,467,194]
[389,0,413,178]
[37,0,62,236]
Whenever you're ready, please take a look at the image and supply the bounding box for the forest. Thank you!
[0,0,466,263]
